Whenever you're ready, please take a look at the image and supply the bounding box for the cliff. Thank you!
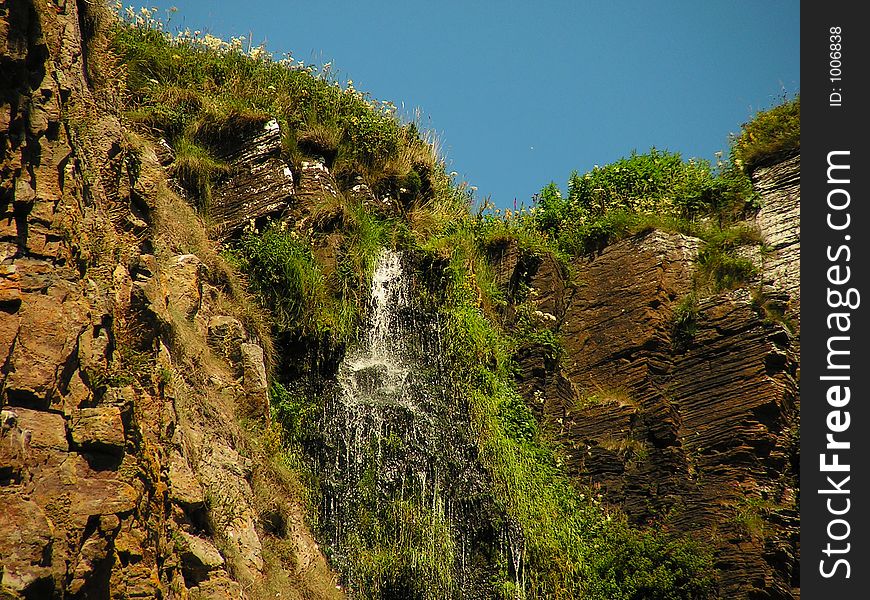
[0,2,340,598]
[506,153,800,599]
[1,2,800,599]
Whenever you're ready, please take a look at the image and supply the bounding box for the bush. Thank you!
[532,149,731,256]
[233,226,328,334]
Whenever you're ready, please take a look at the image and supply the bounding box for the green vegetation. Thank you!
[110,14,445,214]
[671,293,699,352]
[110,11,799,600]
[731,94,800,172]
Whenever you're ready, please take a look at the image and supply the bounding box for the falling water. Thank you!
[315,248,520,598]
[338,249,416,411]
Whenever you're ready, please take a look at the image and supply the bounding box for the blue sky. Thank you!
[148,0,799,209]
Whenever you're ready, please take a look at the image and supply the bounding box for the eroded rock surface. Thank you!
[504,157,801,599]
[0,3,342,599]
[209,119,295,240]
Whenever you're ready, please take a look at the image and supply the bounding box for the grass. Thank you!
[169,135,230,208]
[671,294,699,352]
[731,94,800,172]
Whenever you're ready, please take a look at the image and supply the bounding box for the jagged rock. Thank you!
[165,253,206,319]
[2,2,340,597]
[240,342,268,411]
[114,519,146,563]
[114,563,161,599]
[207,315,245,361]
[10,407,68,452]
[188,573,246,600]
[168,451,205,510]
[197,443,265,577]
[3,288,87,408]
[177,531,225,572]
[296,159,341,206]
[0,493,57,595]
[209,119,295,240]
[68,522,117,596]
[70,407,126,455]
[28,453,140,522]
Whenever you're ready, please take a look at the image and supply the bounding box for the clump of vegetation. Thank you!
[731,94,800,173]
[671,293,699,352]
[531,149,718,255]
[695,224,760,292]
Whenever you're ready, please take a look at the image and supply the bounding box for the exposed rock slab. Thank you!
[514,225,799,599]
[753,153,800,320]
[209,119,295,240]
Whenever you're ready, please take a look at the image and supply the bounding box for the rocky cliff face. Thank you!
[0,2,340,598]
[1,2,800,599]
[505,155,801,599]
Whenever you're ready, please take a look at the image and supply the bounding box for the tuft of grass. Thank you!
[732,94,800,173]
[574,387,637,411]
[169,135,230,209]
[671,293,699,352]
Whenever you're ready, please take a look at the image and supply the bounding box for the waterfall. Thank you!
[315,248,513,598]
[338,249,416,411]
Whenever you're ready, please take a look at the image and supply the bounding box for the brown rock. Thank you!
[177,530,225,572]
[12,407,69,452]
[0,492,57,595]
[3,285,87,407]
[165,254,206,319]
[168,451,205,510]
[523,224,799,599]
[70,406,126,454]
[188,573,246,600]
[209,119,295,240]
[30,454,139,518]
